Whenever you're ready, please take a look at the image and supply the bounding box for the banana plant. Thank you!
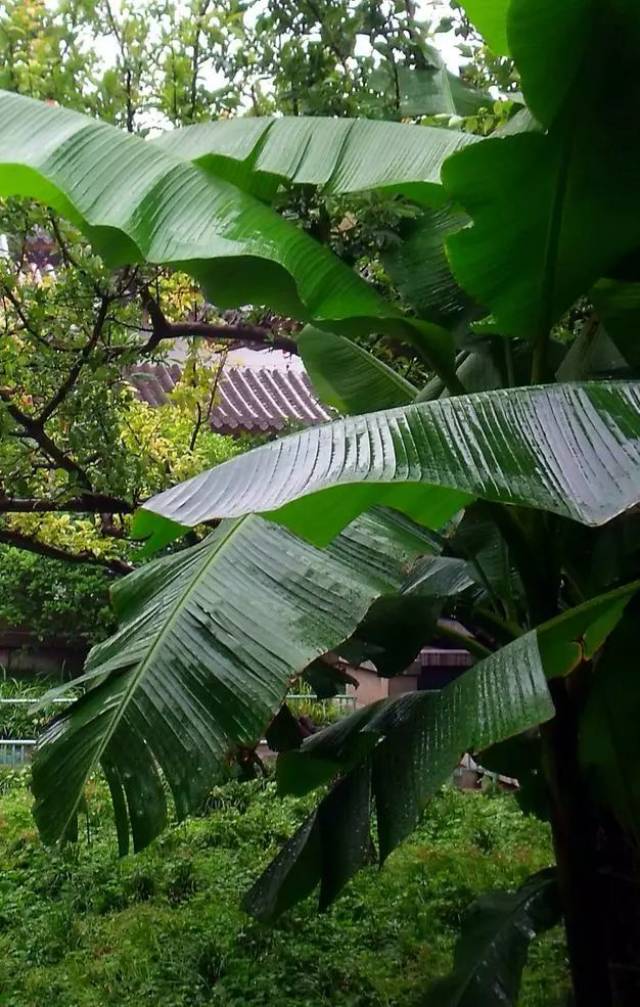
[3,0,640,1003]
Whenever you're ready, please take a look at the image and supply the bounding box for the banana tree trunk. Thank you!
[544,674,640,1006]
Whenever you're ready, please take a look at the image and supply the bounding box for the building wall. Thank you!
[0,630,85,680]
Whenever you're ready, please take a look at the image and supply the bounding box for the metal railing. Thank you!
[0,697,69,767]
[0,693,357,766]
[286,693,356,715]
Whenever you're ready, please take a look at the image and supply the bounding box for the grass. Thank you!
[0,677,54,740]
[0,769,569,1007]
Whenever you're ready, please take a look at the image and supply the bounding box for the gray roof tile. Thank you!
[127,362,333,434]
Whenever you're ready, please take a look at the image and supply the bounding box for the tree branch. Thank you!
[38,294,112,424]
[132,286,299,355]
[0,390,92,489]
[0,527,133,574]
[0,494,134,515]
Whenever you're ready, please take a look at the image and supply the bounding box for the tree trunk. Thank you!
[543,675,640,1006]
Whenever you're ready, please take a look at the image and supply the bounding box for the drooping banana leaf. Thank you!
[245,629,554,920]
[0,90,388,329]
[0,89,477,376]
[424,869,561,1007]
[298,326,417,415]
[31,509,434,852]
[444,0,640,341]
[245,582,638,919]
[133,382,640,550]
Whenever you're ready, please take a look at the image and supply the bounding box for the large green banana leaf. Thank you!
[149,114,479,206]
[0,89,480,376]
[0,91,391,332]
[134,382,640,550]
[461,0,510,56]
[31,509,434,852]
[443,0,640,341]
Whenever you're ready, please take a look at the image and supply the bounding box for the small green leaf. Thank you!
[298,326,417,415]
[424,869,561,1006]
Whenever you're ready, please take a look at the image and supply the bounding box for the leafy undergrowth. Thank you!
[0,770,569,1007]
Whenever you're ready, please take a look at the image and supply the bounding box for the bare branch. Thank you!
[0,494,134,515]
[131,287,299,355]
[0,526,133,574]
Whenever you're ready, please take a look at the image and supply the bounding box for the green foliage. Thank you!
[0,775,567,1007]
[32,510,435,852]
[5,1,640,1001]
[0,677,64,740]
[0,550,114,646]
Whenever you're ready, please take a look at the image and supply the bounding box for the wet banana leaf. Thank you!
[246,630,554,919]
[32,510,432,852]
[444,0,640,341]
[149,114,479,206]
[424,869,560,1006]
[134,382,640,549]
[298,326,417,415]
[0,90,413,335]
[245,583,638,918]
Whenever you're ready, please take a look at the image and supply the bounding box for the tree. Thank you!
[4,0,640,1003]
[0,0,492,574]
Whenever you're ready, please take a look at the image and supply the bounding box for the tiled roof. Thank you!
[127,361,333,434]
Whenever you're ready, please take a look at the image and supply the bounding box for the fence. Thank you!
[0,697,68,767]
[0,693,357,767]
